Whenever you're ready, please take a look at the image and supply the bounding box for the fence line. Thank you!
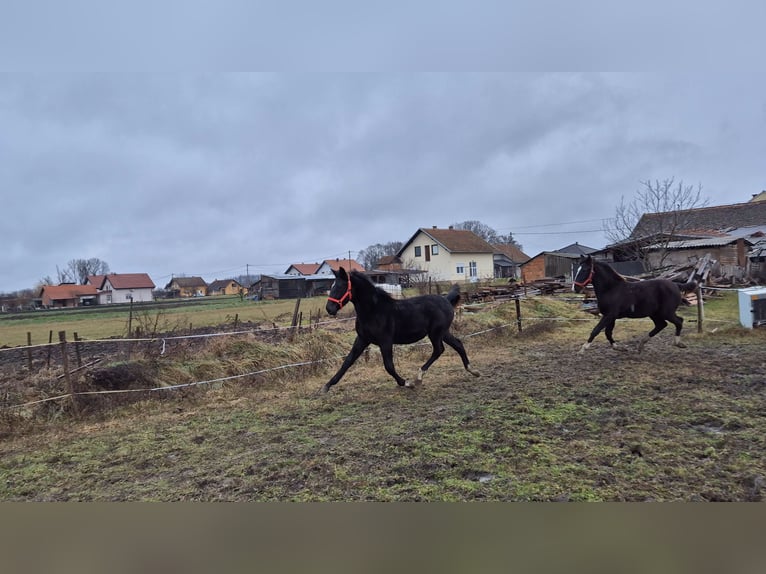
[7,311,746,412]
[0,316,356,354]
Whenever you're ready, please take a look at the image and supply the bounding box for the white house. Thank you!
[397,226,495,282]
[315,258,366,275]
[88,273,156,304]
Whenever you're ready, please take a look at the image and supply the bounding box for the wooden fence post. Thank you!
[290,298,301,341]
[515,297,523,333]
[73,332,83,368]
[46,330,53,368]
[696,285,704,333]
[26,332,33,371]
[59,331,79,417]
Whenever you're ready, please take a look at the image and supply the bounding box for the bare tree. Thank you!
[357,242,403,270]
[451,220,523,250]
[57,258,111,284]
[604,178,708,271]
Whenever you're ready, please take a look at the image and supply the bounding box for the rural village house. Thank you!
[164,276,208,298]
[397,226,495,282]
[207,279,243,296]
[87,273,156,304]
[39,284,99,308]
[284,263,321,276]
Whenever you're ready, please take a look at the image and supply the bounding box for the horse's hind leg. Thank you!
[415,336,445,384]
[443,332,481,377]
[637,317,668,353]
[670,314,685,348]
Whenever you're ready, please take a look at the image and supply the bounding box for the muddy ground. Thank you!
[0,322,765,501]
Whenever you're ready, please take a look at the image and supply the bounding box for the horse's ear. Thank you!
[336,266,348,280]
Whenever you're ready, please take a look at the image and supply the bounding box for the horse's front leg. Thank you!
[379,342,410,388]
[579,315,614,354]
[322,336,369,393]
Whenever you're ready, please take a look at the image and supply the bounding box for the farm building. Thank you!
[608,197,766,279]
[252,274,335,300]
[492,243,530,279]
[39,284,99,308]
[520,243,598,283]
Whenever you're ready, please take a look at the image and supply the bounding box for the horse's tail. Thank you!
[675,280,698,306]
[446,284,461,307]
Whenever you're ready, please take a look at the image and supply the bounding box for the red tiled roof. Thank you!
[40,284,98,300]
[287,263,321,275]
[492,243,530,262]
[86,275,106,287]
[415,228,495,253]
[103,273,155,290]
[323,259,365,273]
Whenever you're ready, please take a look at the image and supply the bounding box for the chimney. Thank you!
[448,225,454,229]
[432,225,437,229]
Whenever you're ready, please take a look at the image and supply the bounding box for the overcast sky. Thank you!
[2,72,765,293]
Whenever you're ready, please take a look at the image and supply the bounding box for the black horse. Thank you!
[322,267,480,392]
[572,255,697,354]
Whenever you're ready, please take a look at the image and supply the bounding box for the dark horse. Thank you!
[572,255,697,354]
[322,267,480,392]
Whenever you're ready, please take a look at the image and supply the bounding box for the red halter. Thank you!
[327,277,352,308]
[573,264,594,288]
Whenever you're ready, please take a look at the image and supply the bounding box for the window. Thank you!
[456,264,465,274]
[469,261,478,277]
[431,244,439,255]
[414,246,422,257]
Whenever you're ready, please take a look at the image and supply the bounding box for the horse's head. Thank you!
[326,267,352,316]
[573,255,594,293]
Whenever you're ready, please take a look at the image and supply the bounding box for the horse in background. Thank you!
[572,255,697,354]
[322,267,480,393]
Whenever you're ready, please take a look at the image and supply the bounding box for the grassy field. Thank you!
[0,296,330,347]
[1,290,764,501]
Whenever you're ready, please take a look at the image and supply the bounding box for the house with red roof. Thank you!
[316,258,366,275]
[88,273,156,304]
[39,284,99,308]
[284,263,321,276]
[397,226,495,282]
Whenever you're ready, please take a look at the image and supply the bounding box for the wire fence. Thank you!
[0,289,748,414]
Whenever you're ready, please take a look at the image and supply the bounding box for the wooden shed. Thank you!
[520,252,581,284]
[252,274,334,300]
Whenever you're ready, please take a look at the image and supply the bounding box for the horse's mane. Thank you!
[350,270,395,303]
[594,260,627,283]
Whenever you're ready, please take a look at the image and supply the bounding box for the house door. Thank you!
[425,245,431,262]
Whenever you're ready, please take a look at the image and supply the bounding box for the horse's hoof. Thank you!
[675,342,687,349]
[404,380,416,388]
[319,384,330,394]
[468,368,481,378]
